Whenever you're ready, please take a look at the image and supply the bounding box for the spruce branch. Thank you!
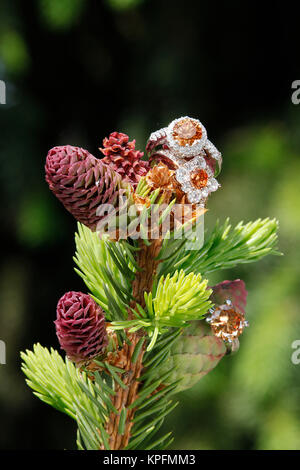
[74,223,136,317]
[146,269,212,327]
[21,344,110,425]
[111,269,212,350]
[22,127,282,451]
[102,238,174,449]
[158,217,281,277]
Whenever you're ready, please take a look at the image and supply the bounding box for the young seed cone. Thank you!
[45,145,126,231]
[55,291,108,364]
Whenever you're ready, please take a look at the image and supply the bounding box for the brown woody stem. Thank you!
[105,238,163,450]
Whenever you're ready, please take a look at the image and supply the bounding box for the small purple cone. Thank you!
[45,145,123,231]
[55,291,108,363]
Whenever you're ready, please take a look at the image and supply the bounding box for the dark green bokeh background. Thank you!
[0,0,299,450]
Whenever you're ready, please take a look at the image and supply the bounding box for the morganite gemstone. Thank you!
[174,120,197,139]
[209,305,246,342]
[173,118,202,146]
[190,168,208,189]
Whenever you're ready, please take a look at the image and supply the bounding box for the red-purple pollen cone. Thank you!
[100,132,149,185]
[45,145,123,231]
[55,291,108,363]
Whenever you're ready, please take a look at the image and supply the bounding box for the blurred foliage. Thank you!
[0,30,29,75]
[16,189,66,248]
[106,0,144,11]
[38,0,86,31]
[0,0,299,450]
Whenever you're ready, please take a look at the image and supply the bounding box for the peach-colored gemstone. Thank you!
[173,118,202,146]
[190,169,208,189]
[174,120,197,139]
[209,306,246,342]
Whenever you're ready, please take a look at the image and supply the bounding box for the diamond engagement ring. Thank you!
[146,116,222,175]
[146,116,222,205]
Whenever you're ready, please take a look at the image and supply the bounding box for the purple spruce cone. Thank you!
[55,291,108,363]
[45,145,124,231]
[100,132,149,185]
